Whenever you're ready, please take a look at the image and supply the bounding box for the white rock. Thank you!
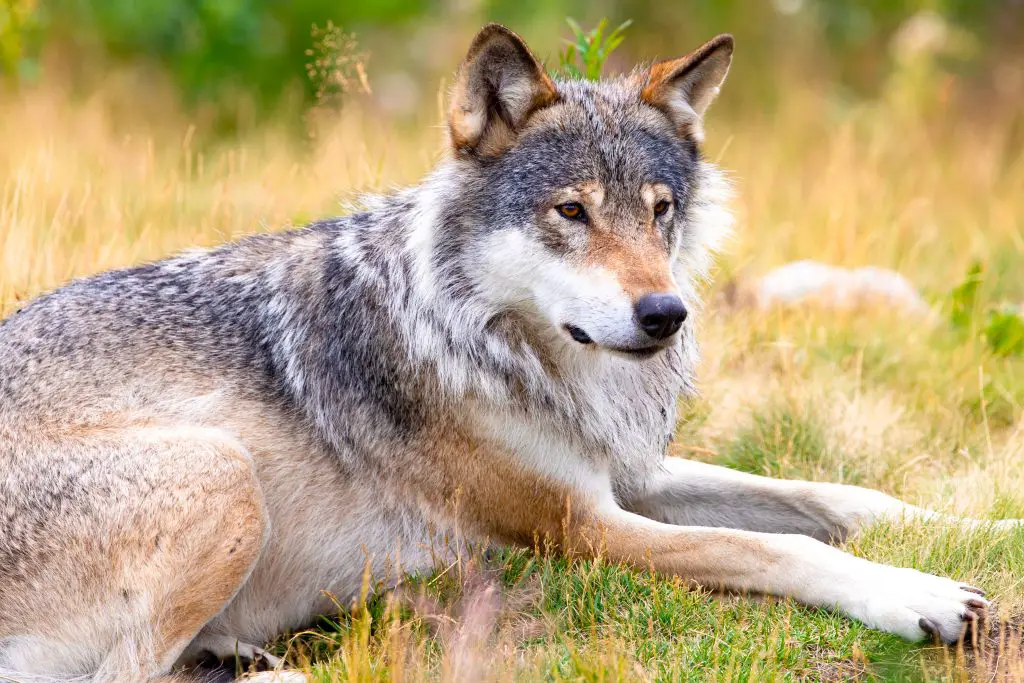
[750,260,932,316]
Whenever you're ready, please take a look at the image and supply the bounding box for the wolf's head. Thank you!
[440,24,732,361]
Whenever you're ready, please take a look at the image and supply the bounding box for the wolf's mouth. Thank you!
[563,325,664,360]
[563,324,593,345]
[609,345,663,360]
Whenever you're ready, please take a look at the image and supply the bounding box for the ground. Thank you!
[1,72,1021,680]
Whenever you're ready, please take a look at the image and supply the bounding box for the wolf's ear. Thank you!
[641,34,733,141]
[449,24,558,157]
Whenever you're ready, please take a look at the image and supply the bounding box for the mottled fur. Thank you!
[0,25,1016,683]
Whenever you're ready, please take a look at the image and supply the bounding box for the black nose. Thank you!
[634,293,687,340]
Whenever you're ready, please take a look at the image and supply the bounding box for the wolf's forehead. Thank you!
[548,79,662,141]
[507,78,695,196]
[555,77,645,116]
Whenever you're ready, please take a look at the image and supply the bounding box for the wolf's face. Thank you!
[446,26,732,359]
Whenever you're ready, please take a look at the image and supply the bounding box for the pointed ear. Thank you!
[641,34,733,141]
[449,24,559,157]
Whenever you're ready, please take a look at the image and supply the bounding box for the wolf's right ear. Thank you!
[449,24,558,157]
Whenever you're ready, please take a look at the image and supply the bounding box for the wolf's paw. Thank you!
[240,672,310,683]
[850,566,987,644]
[222,641,281,669]
[186,635,282,668]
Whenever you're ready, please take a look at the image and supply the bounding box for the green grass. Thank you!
[267,539,1021,681]
[718,403,862,484]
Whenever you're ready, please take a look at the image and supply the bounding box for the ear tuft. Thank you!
[641,34,733,141]
[449,24,559,157]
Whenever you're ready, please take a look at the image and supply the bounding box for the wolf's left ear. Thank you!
[641,34,733,141]
[449,24,558,157]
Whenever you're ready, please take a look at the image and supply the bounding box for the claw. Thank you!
[919,617,939,640]
[256,650,282,668]
[961,612,982,647]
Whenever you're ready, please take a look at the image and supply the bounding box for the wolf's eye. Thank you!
[653,200,671,217]
[556,202,587,222]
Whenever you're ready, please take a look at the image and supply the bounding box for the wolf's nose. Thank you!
[634,293,687,340]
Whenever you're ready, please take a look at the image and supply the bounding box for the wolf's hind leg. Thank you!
[0,426,268,682]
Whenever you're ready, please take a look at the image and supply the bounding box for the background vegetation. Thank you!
[1,0,1023,679]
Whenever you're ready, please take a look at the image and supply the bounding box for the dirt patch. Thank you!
[957,614,1024,681]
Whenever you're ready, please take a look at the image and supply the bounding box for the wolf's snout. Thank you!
[634,293,687,340]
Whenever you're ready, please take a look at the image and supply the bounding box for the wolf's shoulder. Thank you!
[0,218,363,417]
[0,218,365,392]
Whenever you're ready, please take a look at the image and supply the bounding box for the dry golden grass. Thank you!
[0,81,434,312]
[1,63,1022,679]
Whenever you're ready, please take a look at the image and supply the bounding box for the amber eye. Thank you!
[556,202,587,222]
[653,200,671,217]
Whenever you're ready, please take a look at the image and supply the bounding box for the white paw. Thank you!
[846,565,987,644]
[185,635,282,668]
[240,671,311,683]
[239,644,282,669]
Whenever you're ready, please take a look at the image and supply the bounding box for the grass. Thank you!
[2,46,1023,681]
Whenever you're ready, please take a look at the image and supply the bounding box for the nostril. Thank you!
[634,293,687,340]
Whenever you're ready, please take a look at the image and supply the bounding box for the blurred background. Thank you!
[1,0,1022,310]
[4,0,1023,126]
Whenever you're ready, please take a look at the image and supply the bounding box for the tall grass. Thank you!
[1,31,1022,680]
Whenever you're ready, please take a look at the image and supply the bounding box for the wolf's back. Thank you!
[0,227,321,424]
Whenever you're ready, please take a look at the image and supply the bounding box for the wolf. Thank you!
[0,24,1016,682]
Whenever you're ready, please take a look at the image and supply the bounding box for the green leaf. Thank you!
[983,305,1024,356]
[591,18,608,50]
[554,16,632,81]
[605,36,625,54]
[565,17,585,41]
[949,261,983,330]
[609,19,633,40]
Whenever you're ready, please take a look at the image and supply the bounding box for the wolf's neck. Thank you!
[379,163,561,406]
[352,169,682,467]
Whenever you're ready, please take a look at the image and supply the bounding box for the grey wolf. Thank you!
[0,24,1015,682]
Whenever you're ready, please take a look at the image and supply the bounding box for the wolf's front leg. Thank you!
[582,507,985,643]
[623,457,1019,542]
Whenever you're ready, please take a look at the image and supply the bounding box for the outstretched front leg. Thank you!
[437,431,996,644]
[576,504,987,644]
[622,457,1020,542]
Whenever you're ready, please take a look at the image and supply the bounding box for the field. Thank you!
[2,33,1024,681]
